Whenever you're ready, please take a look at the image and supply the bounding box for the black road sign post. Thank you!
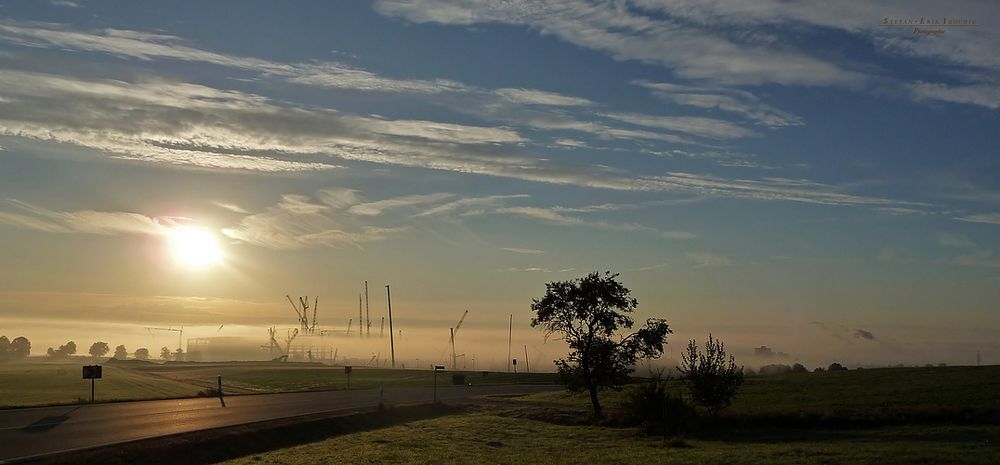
[345,365,352,390]
[218,374,225,407]
[433,365,445,403]
[82,365,102,403]
[512,358,517,377]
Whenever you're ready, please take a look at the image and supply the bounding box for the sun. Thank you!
[168,226,222,269]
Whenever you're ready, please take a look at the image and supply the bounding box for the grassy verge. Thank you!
[214,409,1000,465]
[512,365,1000,425]
[0,359,558,408]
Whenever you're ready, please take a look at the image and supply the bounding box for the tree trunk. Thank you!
[588,384,603,418]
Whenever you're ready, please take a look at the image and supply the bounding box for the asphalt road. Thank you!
[0,384,560,463]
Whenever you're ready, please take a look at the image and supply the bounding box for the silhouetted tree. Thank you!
[679,334,744,421]
[791,363,808,373]
[113,345,128,360]
[134,347,150,360]
[47,341,77,358]
[89,341,110,358]
[160,347,171,360]
[10,337,30,359]
[174,348,184,362]
[530,271,672,418]
[0,336,10,362]
[827,362,848,372]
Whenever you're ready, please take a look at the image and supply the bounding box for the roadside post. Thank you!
[218,374,225,407]
[512,358,517,377]
[433,365,445,403]
[82,365,102,403]
[345,365,352,390]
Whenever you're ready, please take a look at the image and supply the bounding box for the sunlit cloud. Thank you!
[374,0,866,86]
[494,88,593,106]
[348,193,454,216]
[221,194,407,250]
[212,201,251,214]
[0,199,172,236]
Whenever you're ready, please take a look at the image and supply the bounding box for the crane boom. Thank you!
[286,295,304,320]
[453,310,469,336]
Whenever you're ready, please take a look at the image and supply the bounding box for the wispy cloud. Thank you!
[948,250,1000,269]
[415,194,530,217]
[631,80,803,127]
[499,247,545,254]
[374,1,865,86]
[936,232,977,248]
[686,251,733,268]
[348,193,454,216]
[494,88,593,106]
[212,201,250,214]
[632,262,669,272]
[956,213,1000,225]
[908,82,1000,110]
[601,112,758,140]
[221,193,407,249]
[0,199,172,236]
[495,206,697,239]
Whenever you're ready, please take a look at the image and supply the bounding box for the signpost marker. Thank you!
[345,365,353,390]
[433,365,445,403]
[82,365,102,403]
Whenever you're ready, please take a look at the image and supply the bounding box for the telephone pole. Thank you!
[386,284,395,368]
[365,280,370,337]
[507,314,513,373]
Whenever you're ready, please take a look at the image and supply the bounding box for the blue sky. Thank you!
[0,1,997,368]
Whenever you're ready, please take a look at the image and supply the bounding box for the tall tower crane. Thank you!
[450,310,469,369]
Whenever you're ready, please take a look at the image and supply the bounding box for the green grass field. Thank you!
[516,365,1000,420]
[0,359,557,408]
[215,410,1000,465]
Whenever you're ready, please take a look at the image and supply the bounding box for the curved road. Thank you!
[0,384,559,463]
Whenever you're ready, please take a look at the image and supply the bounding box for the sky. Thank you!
[0,1,997,369]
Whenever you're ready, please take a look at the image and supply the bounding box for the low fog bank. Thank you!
[2,315,996,371]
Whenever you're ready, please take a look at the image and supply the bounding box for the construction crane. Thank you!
[146,327,183,352]
[449,310,469,369]
[262,327,281,355]
[311,296,318,332]
[286,295,319,333]
[284,328,299,356]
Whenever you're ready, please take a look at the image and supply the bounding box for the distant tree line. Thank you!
[0,335,31,361]
[42,340,160,361]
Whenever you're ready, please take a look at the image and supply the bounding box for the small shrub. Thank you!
[759,364,791,376]
[791,363,808,373]
[679,334,743,421]
[621,377,696,435]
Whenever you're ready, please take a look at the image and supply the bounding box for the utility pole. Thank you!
[365,281,370,337]
[507,314,513,373]
[524,345,530,373]
[380,317,385,338]
[386,284,395,368]
[358,293,363,339]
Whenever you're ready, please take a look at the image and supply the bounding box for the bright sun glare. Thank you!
[168,226,222,268]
